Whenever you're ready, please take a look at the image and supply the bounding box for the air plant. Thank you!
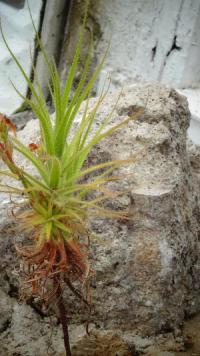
[0,4,142,356]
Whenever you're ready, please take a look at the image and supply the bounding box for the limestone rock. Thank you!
[0,83,200,354]
[10,110,36,130]
[84,84,200,334]
[0,289,13,333]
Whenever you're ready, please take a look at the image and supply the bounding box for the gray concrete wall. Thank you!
[60,0,200,144]
[95,0,200,91]
[0,0,42,114]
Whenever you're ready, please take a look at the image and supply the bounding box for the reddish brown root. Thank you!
[16,238,90,302]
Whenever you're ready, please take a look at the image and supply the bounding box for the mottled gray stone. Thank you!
[81,84,200,334]
[0,83,200,354]
[0,289,13,333]
[10,110,36,130]
[152,353,176,356]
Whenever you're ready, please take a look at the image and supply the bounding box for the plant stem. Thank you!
[56,281,72,356]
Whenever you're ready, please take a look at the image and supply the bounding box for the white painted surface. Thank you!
[0,0,42,114]
[96,0,200,90]
[178,89,200,145]
[95,0,200,144]
[188,118,200,146]
[34,0,68,99]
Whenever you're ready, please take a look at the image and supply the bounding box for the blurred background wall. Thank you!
[0,0,200,143]
[0,0,42,114]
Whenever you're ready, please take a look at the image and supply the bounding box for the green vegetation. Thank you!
[0,3,141,355]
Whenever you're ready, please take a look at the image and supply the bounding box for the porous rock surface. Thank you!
[0,83,200,354]
[83,83,200,334]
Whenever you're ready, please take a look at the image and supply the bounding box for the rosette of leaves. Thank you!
[0,7,142,356]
